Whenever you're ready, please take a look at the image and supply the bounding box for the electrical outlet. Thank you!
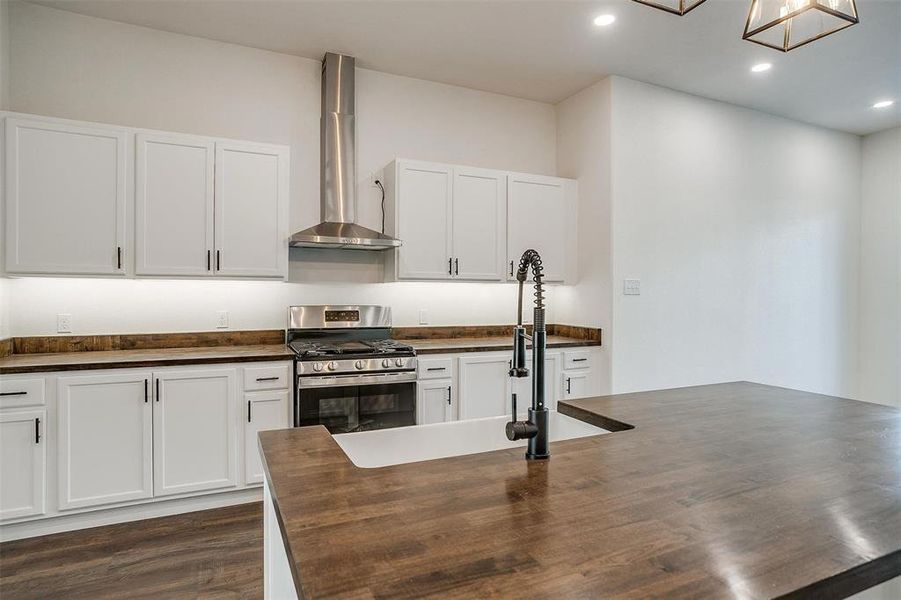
[623,279,641,296]
[57,314,72,333]
[419,309,429,325]
[216,311,229,329]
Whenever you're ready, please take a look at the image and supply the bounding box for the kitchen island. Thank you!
[258,382,901,598]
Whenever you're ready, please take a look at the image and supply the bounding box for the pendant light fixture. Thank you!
[742,0,859,51]
[632,0,707,16]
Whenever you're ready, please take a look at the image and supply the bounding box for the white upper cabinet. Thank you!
[5,117,127,275]
[153,367,238,497]
[393,160,453,279]
[385,159,575,283]
[506,173,570,282]
[57,371,153,510]
[452,167,506,280]
[135,133,215,276]
[214,142,289,278]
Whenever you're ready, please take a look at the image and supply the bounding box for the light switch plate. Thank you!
[216,311,229,329]
[419,309,429,325]
[623,279,641,295]
[57,314,72,333]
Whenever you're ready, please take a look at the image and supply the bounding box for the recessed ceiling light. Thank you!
[873,100,895,109]
[593,14,616,26]
[751,63,772,73]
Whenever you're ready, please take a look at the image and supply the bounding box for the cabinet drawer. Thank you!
[418,357,454,380]
[243,364,291,391]
[563,350,591,370]
[0,378,46,409]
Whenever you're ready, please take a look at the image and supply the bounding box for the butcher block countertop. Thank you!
[409,334,601,354]
[0,344,295,374]
[259,382,901,599]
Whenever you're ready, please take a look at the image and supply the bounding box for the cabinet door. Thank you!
[135,133,214,276]
[396,161,453,279]
[563,370,592,400]
[0,410,46,520]
[58,372,152,510]
[154,367,237,497]
[452,167,506,280]
[513,352,561,414]
[417,378,453,425]
[458,355,512,420]
[244,390,289,486]
[214,142,289,278]
[5,117,127,275]
[507,174,567,282]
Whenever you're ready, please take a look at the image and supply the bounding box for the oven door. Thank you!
[296,372,417,434]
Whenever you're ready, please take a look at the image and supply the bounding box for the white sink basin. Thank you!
[333,410,609,468]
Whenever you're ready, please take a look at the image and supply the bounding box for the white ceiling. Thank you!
[30,0,901,135]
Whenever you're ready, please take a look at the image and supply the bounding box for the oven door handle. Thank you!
[298,371,417,388]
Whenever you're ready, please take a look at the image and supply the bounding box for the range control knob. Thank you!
[312,362,324,372]
[355,360,366,370]
[381,358,391,368]
[327,361,338,371]
[395,358,405,367]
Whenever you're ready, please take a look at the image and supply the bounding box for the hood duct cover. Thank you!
[290,53,401,250]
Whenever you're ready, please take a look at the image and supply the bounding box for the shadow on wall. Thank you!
[288,248,386,284]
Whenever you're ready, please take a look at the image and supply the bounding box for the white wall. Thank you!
[4,1,558,335]
[608,77,861,398]
[555,78,613,393]
[858,126,901,407]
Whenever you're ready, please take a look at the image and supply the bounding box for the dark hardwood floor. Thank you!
[0,502,263,599]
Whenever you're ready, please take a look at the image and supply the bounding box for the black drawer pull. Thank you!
[155,378,160,402]
[256,376,280,382]
[566,377,572,394]
[446,386,452,405]
[572,358,588,362]
[144,379,148,403]
[0,391,27,397]
[117,246,122,269]
[248,400,252,423]
[35,417,41,444]
[426,367,446,372]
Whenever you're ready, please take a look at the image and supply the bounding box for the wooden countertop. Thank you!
[410,335,601,354]
[259,382,901,599]
[0,344,295,374]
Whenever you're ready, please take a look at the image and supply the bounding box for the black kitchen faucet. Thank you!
[505,249,550,460]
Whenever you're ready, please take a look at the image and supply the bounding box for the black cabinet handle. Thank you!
[572,358,588,363]
[155,378,160,402]
[566,377,572,394]
[256,376,280,382]
[446,386,452,405]
[248,400,252,423]
[426,367,446,372]
[35,417,41,444]
[117,246,122,269]
[216,250,221,271]
[207,250,211,271]
[509,261,514,277]
[144,379,148,403]
[0,391,27,397]
[448,257,452,275]
[454,258,459,275]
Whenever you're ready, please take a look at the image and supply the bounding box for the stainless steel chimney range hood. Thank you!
[290,53,401,251]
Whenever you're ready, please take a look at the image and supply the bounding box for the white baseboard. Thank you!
[0,488,262,542]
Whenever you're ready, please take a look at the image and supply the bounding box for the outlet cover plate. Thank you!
[216,311,229,329]
[623,279,641,295]
[57,314,73,333]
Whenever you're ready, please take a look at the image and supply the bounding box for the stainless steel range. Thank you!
[288,305,417,433]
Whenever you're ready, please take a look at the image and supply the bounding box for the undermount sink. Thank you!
[333,410,609,468]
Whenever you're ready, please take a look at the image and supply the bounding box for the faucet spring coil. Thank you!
[517,249,546,310]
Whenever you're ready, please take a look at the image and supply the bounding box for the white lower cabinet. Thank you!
[244,390,290,485]
[562,370,593,400]
[513,352,561,414]
[458,354,512,420]
[417,378,454,425]
[0,410,47,520]
[153,367,238,497]
[57,372,153,510]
